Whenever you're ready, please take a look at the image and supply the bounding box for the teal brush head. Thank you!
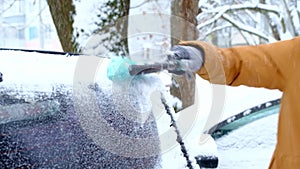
[107,57,136,81]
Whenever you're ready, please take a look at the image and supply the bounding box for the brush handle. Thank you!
[128,62,179,76]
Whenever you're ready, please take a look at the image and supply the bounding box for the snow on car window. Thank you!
[216,113,278,169]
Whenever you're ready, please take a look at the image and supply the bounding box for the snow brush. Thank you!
[106,57,136,81]
[106,49,188,81]
[106,56,184,82]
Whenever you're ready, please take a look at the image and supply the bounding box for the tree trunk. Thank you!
[119,0,130,55]
[171,0,199,110]
[47,0,77,52]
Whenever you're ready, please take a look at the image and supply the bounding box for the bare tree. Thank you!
[198,0,300,47]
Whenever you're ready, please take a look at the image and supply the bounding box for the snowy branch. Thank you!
[282,0,296,36]
[201,3,280,16]
[222,14,276,42]
[0,0,17,16]
[202,24,232,37]
[130,0,150,9]
[197,7,227,29]
[198,3,280,29]
[197,0,298,46]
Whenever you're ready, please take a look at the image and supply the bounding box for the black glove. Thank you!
[168,45,204,75]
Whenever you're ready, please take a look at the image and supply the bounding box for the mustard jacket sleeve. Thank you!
[180,37,300,91]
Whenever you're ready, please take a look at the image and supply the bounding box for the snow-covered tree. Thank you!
[48,0,130,55]
[91,0,130,56]
[198,0,300,47]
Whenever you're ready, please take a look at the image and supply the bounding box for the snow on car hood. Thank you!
[0,50,168,124]
[0,50,96,92]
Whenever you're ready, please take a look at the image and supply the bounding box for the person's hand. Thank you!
[168,44,204,75]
